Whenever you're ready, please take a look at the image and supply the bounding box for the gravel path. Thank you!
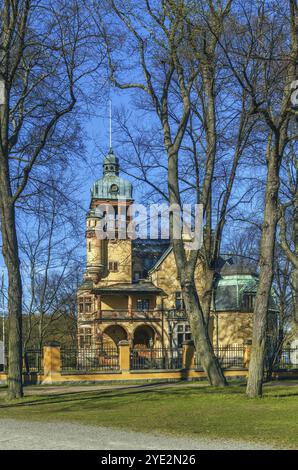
[0,419,275,450]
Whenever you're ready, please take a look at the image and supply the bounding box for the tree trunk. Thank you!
[182,280,227,386]
[246,150,279,398]
[0,199,23,399]
[293,190,298,323]
[198,264,214,325]
[168,150,227,387]
[293,268,298,323]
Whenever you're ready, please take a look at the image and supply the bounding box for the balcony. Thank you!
[96,309,163,321]
[78,309,187,322]
[165,309,187,320]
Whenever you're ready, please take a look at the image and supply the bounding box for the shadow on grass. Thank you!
[0,380,297,411]
[0,382,240,409]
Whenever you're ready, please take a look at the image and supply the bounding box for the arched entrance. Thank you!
[102,325,127,348]
[133,324,156,349]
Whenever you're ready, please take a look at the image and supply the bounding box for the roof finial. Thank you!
[109,99,112,150]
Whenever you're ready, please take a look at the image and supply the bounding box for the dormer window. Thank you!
[242,293,255,312]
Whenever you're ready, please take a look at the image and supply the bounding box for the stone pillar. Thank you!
[128,295,133,319]
[94,295,102,320]
[182,340,195,370]
[244,340,252,369]
[42,342,61,384]
[118,340,130,371]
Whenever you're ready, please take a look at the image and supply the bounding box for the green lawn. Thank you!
[0,381,297,448]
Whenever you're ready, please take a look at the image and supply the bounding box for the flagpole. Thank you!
[109,99,112,149]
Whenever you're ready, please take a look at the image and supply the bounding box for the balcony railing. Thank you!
[165,309,187,320]
[99,309,163,320]
[78,309,188,321]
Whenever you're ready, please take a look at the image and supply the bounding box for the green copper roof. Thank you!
[214,273,257,311]
[91,148,133,200]
[214,272,277,312]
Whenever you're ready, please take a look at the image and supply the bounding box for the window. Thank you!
[79,327,92,348]
[78,297,92,314]
[175,291,184,310]
[136,299,150,311]
[88,241,91,252]
[176,323,191,347]
[110,184,119,193]
[243,294,255,312]
[109,261,119,272]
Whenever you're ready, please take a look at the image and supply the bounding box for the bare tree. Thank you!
[219,0,298,396]
[279,143,298,323]
[20,183,83,351]
[88,0,262,386]
[0,0,103,398]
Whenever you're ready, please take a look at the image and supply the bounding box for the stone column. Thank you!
[244,340,252,369]
[96,294,102,320]
[182,340,195,370]
[118,340,130,371]
[128,295,133,319]
[42,342,61,384]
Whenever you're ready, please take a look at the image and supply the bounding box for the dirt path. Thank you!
[0,419,275,450]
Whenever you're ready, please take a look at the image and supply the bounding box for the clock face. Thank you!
[110,183,119,193]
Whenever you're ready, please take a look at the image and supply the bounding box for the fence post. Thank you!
[118,340,130,371]
[243,340,252,369]
[182,340,195,370]
[42,341,61,384]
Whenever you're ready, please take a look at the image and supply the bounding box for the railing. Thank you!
[80,309,187,321]
[98,310,163,321]
[61,347,119,373]
[165,310,187,320]
[79,309,191,322]
[273,347,298,370]
[23,349,43,373]
[0,349,8,372]
[3,345,297,377]
[215,345,245,369]
[1,349,43,373]
[130,348,183,370]
[194,345,245,369]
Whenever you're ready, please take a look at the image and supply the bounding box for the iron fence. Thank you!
[61,347,119,373]
[1,349,43,373]
[273,347,298,370]
[23,349,43,373]
[0,349,8,372]
[130,348,183,370]
[214,345,245,369]
[194,345,245,369]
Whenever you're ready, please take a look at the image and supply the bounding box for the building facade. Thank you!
[77,149,277,351]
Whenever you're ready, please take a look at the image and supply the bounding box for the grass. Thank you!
[0,381,297,448]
